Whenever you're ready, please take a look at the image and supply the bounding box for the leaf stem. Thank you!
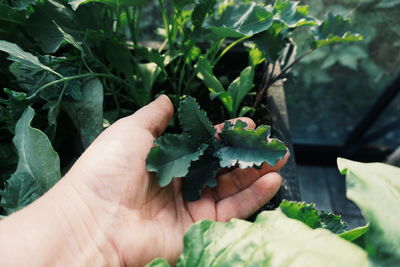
[214,36,251,65]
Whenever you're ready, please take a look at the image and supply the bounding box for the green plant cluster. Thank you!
[147,159,400,266]
[0,0,361,214]
[146,97,288,201]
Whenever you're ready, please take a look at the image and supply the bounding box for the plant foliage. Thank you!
[146,97,288,201]
[147,159,400,266]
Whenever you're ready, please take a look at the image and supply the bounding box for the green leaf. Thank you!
[377,0,400,8]
[62,78,104,148]
[252,26,288,62]
[26,1,77,53]
[195,57,233,113]
[0,40,56,74]
[216,120,287,168]
[192,0,216,29]
[273,0,317,28]
[174,209,369,266]
[340,225,369,242]
[146,258,170,267]
[68,0,146,10]
[54,23,84,53]
[337,158,400,265]
[182,155,219,201]
[0,0,37,10]
[13,106,61,192]
[178,96,216,143]
[101,38,134,78]
[311,13,363,48]
[135,63,162,106]
[227,66,254,116]
[147,134,208,187]
[205,3,273,38]
[279,200,348,234]
[0,172,41,214]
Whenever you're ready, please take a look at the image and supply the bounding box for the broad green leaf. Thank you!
[0,172,41,214]
[26,1,77,53]
[68,0,146,10]
[178,96,216,143]
[227,66,254,116]
[252,26,288,62]
[195,57,233,113]
[172,209,369,266]
[13,106,61,191]
[192,0,216,29]
[205,3,273,38]
[273,0,317,28]
[338,158,400,265]
[216,120,287,168]
[0,6,27,24]
[62,78,104,148]
[182,155,219,201]
[101,38,133,78]
[279,200,348,234]
[0,0,37,10]
[0,40,55,74]
[147,134,208,187]
[311,13,363,48]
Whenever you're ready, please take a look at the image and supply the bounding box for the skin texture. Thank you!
[0,95,288,266]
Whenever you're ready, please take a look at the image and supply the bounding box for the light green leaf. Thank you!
[178,96,216,143]
[227,66,254,116]
[147,134,208,187]
[195,57,233,113]
[174,209,369,266]
[377,0,400,8]
[0,40,55,74]
[68,0,146,10]
[0,0,37,10]
[0,172,41,214]
[13,106,61,191]
[311,13,363,48]
[340,225,369,242]
[62,78,104,148]
[216,120,287,168]
[146,258,170,267]
[338,158,400,265]
[205,3,273,38]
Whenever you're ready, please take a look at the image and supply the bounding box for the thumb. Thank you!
[130,95,174,138]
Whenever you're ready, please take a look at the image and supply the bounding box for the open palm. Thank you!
[62,95,287,266]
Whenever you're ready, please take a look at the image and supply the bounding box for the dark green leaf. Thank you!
[311,13,363,48]
[205,3,273,38]
[69,0,146,10]
[13,106,61,191]
[62,78,104,148]
[101,38,134,78]
[147,134,208,187]
[216,120,287,168]
[192,0,216,29]
[0,172,41,214]
[182,155,219,201]
[319,211,348,234]
[279,200,321,229]
[337,158,400,265]
[178,96,216,143]
[252,28,288,62]
[0,0,37,10]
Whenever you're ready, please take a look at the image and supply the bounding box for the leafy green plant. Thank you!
[147,158,400,266]
[146,97,288,200]
[0,0,361,214]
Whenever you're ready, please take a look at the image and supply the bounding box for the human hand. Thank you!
[0,95,288,266]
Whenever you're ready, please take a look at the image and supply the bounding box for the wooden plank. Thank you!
[297,165,332,212]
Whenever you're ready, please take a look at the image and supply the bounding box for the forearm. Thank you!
[0,179,120,266]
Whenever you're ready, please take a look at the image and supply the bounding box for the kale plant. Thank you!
[146,97,288,201]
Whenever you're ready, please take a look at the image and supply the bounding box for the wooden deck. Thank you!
[296,164,366,229]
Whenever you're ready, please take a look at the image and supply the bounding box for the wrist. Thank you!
[0,178,121,266]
